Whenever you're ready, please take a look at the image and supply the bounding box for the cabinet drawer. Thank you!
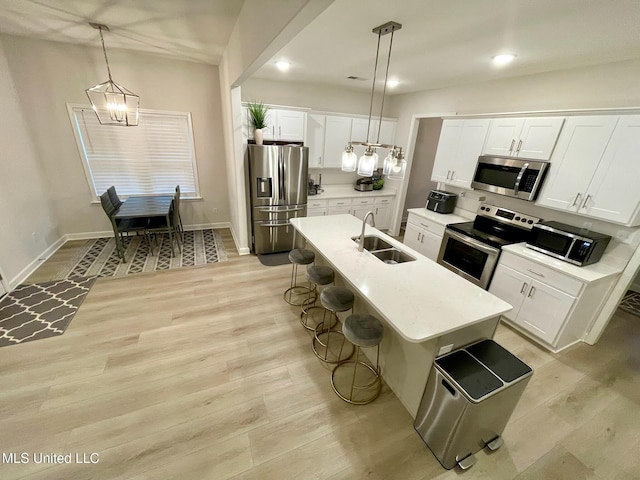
[375,196,393,205]
[328,206,351,215]
[352,197,375,206]
[499,251,584,296]
[328,198,352,207]
[308,199,328,208]
[407,217,445,237]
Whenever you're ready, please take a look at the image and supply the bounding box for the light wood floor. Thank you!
[1,229,639,479]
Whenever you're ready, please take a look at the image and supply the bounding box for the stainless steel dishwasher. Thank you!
[414,339,532,470]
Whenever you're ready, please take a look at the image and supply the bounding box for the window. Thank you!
[68,105,200,199]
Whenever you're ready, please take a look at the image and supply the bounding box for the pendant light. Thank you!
[341,21,405,179]
[85,23,139,126]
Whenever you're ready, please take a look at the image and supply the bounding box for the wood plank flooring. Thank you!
[1,228,639,479]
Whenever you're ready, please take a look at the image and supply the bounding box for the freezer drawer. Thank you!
[252,205,307,254]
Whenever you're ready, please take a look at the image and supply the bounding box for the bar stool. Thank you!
[331,313,384,405]
[301,265,335,331]
[283,248,316,306]
[312,286,355,364]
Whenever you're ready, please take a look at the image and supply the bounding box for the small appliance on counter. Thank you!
[426,190,457,214]
[526,221,611,266]
[308,173,323,195]
[355,177,374,192]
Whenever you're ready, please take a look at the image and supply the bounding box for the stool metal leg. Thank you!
[283,263,316,306]
[312,309,353,364]
[331,344,382,405]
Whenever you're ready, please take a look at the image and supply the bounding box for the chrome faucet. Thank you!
[358,211,376,252]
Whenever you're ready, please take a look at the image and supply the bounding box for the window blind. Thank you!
[70,106,200,198]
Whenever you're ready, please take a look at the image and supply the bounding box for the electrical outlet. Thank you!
[212,207,218,214]
[438,344,454,356]
[32,232,37,242]
[582,222,593,230]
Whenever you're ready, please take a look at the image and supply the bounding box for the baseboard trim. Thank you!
[8,223,235,289]
[9,235,67,289]
[230,226,251,256]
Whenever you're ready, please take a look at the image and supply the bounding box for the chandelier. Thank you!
[342,21,406,179]
[85,23,139,126]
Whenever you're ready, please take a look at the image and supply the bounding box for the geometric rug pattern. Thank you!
[53,229,228,280]
[619,290,640,317]
[0,276,96,347]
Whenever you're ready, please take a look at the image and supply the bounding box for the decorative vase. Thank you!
[254,128,264,145]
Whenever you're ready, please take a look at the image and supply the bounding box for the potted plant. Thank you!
[247,101,269,145]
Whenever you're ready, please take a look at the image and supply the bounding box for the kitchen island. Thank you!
[290,214,512,416]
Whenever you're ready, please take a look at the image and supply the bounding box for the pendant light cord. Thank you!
[365,32,382,145]
[98,26,113,82]
[376,29,395,144]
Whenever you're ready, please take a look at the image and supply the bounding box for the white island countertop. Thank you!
[290,214,512,343]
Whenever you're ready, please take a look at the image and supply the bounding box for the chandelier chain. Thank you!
[366,32,382,144]
[376,29,395,144]
[98,26,113,82]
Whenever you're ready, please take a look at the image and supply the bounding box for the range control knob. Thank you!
[515,216,521,221]
[528,219,534,224]
[521,218,527,223]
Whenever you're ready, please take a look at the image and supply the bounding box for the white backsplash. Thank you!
[309,168,359,185]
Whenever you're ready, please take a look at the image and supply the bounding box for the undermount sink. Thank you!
[352,235,416,264]
[351,235,394,252]
[370,248,416,264]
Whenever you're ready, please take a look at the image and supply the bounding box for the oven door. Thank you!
[437,229,501,289]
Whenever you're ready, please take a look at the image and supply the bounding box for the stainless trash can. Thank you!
[414,339,532,470]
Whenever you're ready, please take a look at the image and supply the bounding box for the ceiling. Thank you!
[0,0,638,94]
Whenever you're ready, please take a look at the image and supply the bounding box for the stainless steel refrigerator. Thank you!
[247,145,308,254]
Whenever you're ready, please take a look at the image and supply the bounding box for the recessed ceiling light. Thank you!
[387,79,400,88]
[492,54,517,65]
[276,61,290,72]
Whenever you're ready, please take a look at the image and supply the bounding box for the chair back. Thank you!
[172,189,181,226]
[107,186,123,209]
[100,191,117,218]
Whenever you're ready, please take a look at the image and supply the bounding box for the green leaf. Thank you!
[247,101,269,129]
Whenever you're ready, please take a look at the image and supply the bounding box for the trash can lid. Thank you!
[436,350,503,400]
[466,339,532,383]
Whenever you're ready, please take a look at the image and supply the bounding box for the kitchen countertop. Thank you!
[308,184,396,199]
[502,243,623,284]
[290,214,512,343]
[406,207,472,227]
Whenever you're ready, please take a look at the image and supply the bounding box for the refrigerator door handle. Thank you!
[281,153,287,201]
[259,221,290,228]
[257,206,305,213]
[278,153,284,201]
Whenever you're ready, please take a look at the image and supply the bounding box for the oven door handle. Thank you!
[444,229,500,256]
[513,163,529,195]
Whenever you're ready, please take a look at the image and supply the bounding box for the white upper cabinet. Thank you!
[244,106,307,142]
[306,114,326,168]
[537,114,640,226]
[323,116,353,168]
[432,118,491,189]
[483,117,565,160]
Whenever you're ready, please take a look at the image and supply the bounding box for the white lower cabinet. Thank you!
[403,213,446,261]
[489,264,575,345]
[305,195,394,229]
[489,250,617,352]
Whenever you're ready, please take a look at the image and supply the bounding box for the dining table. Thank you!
[113,195,175,260]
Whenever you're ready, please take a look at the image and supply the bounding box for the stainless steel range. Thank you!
[437,203,540,289]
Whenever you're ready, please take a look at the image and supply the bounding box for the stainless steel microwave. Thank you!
[526,221,611,266]
[471,155,550,201]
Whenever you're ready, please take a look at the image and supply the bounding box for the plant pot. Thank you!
[254,128,264,145]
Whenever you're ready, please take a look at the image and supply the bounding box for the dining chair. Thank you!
[175,185,184,237]
[107,185,123,209]
[100,191,148,262]
[146,199,181,257]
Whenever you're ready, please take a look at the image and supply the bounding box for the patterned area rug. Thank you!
[54,229,228,279]
[0,277,96,347]
[619,290,640,317]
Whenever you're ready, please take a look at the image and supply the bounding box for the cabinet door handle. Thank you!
[509,139,515,155]
[571,193,582,207]
[446,170,451,180]
[279,126,281,138]
[451,170,455,180]
[527,269,545,278]
[375,208,379,214]
[272,126,275,137]
[520,282,528,294]
[581,194,592,209]
[421,234,425,243]
[515,139,523,155]
[527,286,536,298]
[419,223,429,228]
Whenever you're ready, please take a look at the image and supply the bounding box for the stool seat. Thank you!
[289,248,315,265]
[320,287,355,313]
[343,314,384,348]
[306,265,334,286]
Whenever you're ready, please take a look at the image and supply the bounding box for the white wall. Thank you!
[0,35,229,284]
[0,37,61,287]
[402,117,442,214]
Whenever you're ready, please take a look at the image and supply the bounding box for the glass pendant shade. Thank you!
[372,151,379,170]
[382,151,394,176]
[341,148,357,172]
[86,81,139,126]
[357,149,376,176]
[388,156,407,180]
